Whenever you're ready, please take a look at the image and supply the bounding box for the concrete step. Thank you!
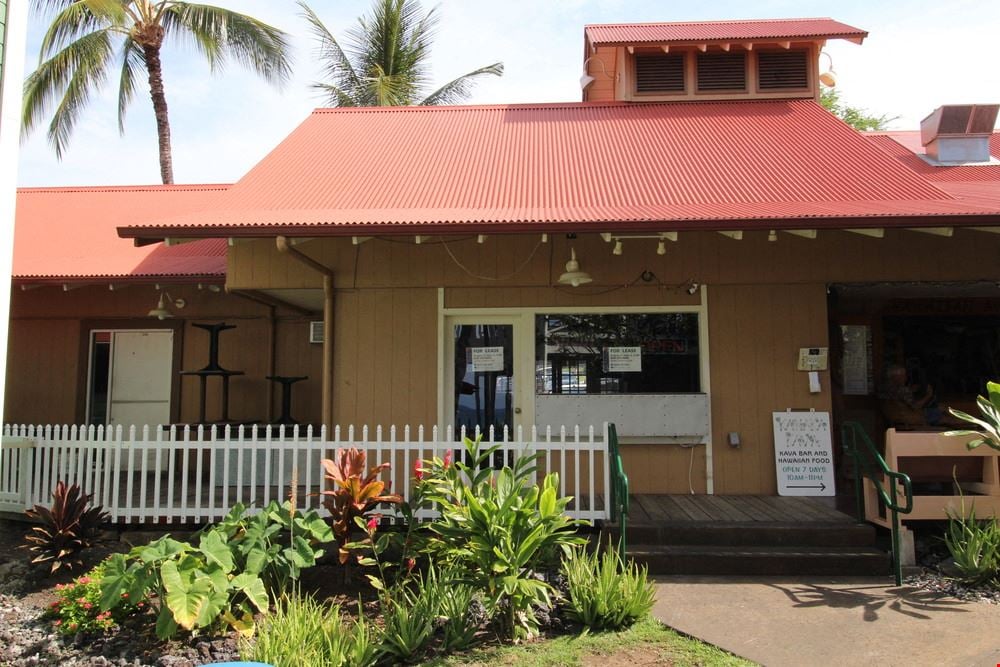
[629,544,891,576]
[609,521,877,548]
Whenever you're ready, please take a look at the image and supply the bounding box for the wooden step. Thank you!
[628,544,890,576]
[608,521,877,548]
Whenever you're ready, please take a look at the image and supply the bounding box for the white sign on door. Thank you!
[772,411,835,497]
[468,346,504,372]
[603,346,642,372]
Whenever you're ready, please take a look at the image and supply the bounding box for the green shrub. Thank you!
[241,592,378,667]
[47,562,141,635]
[99,500,333,639]
[24,481,109,574]
[415,436,586,641]
[562,544,656,630]
[378,589,435,664]
[944,506,1000,585]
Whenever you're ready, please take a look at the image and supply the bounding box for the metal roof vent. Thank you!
[920,104,999,165]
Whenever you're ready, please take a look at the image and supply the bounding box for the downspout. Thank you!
[275,236,335,431]
[266,305,276,423]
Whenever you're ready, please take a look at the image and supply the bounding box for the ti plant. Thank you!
[318,448,402,563]
[417,436,586,641]
[947,381,1000,451]
[23,481,109,574]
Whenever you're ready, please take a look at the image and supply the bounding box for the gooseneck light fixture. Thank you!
[580,56,614,91]
[557,247,593,287]
[148,291,186,320]
[818,51,837,88]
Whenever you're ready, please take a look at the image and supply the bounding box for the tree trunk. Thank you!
[142,43,174,184]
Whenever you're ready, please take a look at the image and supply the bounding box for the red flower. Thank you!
[82,602,93,610]
[54,620,61,626]
[414,460,424,481]
[77,576,91,585]
[443,448,453,469]
[406,558,416,573]
[366,516,379,533]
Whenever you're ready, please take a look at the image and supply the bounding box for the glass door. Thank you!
[446,316,527,440]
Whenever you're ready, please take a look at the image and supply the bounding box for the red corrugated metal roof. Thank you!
[15,185,229,281]
[585,18,867,46]
[119,100,1000,240]
[865,131,1000,211]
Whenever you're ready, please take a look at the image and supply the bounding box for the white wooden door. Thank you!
[107,331,173,428]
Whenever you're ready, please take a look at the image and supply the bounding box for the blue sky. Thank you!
[15,0,1000,186]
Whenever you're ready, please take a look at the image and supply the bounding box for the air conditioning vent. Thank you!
[309,321,324,344]
[635,53,685,93]
[697,52,746,91]
[757,50,809,90]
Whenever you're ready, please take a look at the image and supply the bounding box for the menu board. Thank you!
[772,411,835,497]
[841,325,873,396]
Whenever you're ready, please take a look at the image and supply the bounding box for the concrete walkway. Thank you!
[653,576,1000,666]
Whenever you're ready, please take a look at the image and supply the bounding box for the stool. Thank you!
[267,375,308,425]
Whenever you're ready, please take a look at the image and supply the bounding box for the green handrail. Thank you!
[607,423,630,556]
[841,421,914,586]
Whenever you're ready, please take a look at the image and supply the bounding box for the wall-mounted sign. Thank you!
[603,346,642,372]
[772,411,835,497]
[467,346,505,372]
[841,325,873,396]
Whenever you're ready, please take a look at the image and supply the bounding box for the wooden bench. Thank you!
[864,428,1000,529]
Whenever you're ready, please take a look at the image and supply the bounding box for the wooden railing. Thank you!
[0,424,610,524]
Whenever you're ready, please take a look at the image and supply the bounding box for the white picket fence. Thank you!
[0,423,610,524]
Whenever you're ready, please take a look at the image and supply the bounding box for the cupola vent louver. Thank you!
[757,50,809,90]
[697,52,746,91]
[635,53,685,93]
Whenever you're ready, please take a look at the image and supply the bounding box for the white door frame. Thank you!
[440,312,533,435]
[85,328,174,426]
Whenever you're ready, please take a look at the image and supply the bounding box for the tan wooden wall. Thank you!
[11,228,999,495]
[5,285,321,427]
[226,229,1000,293]
[708,283,831,495]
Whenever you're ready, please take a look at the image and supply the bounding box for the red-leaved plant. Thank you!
[319,448,402,563]
[23,481,109,574]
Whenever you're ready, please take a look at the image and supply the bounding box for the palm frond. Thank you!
[22,28,115,157]
[298,1,363,106]
[38,1,109,59]
[309,82,359,108]
[31,0,78,16]
[420,62,503,106]
[116,38,147,133]
[162,3,292,85]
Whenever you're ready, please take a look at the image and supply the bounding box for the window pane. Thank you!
[453,324,514,436]
[535,313,700,394]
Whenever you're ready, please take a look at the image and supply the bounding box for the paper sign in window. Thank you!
[468,346,504,372]
[603,347,642,373]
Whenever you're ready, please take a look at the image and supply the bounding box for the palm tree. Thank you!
[299,0,502,107]
[23,0,293,184]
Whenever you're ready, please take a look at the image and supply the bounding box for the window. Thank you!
[635,53,685,93]
[696,52,746,91]
[535,313,700,394]
[757,50,809,90]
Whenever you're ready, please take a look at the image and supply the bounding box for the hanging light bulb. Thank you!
[612,240,623,256]
[818,51,837,88]
[656,240,667,255]
[557,247,593,287]
[768,230,777,242]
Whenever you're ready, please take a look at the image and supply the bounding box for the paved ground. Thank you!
[653,576,1000,667]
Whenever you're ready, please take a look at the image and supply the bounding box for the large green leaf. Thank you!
[230,572,269,612]
[161,560,212,631]
[98,553,130,611]
[155,604,178,640]
[199,530,235,573]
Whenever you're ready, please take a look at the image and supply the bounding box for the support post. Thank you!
[322,275,334,432]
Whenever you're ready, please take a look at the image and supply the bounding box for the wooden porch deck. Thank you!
[625,494,854,525]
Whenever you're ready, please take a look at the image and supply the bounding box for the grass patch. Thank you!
[426,616,754,666]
